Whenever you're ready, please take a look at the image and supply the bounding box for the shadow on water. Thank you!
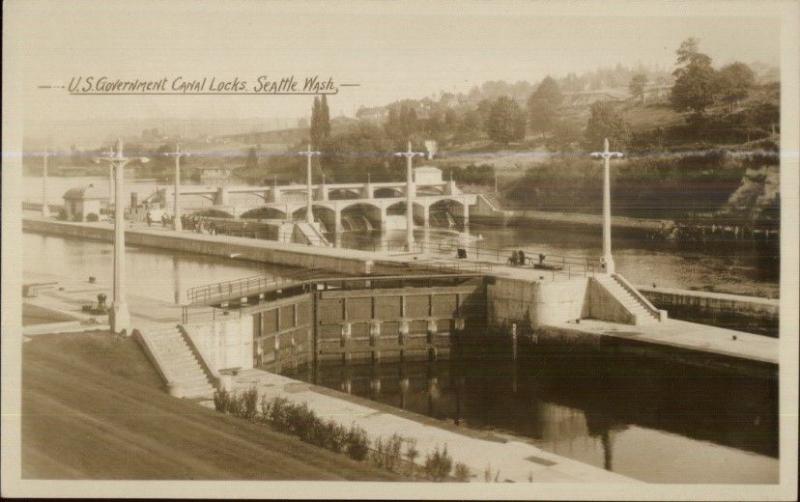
[284,340,778,483]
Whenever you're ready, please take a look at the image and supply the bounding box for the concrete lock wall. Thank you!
[488,277,589,329]
[251,294,314,371]
[184,315,254,375]
[583,277,637,324]
[22,218,372,275]
[637,286,779,319]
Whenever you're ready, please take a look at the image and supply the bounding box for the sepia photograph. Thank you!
[2,0,798,499]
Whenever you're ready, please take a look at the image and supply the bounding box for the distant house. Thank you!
[356,106,388,123]
[642,84,672,103]
[63,184,106,222]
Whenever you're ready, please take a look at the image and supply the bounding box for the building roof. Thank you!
[63,184,107,200]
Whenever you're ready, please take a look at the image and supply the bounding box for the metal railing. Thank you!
[186,269,320,305]
[412,240,601,278]
[180,305,244,325]
[187,271,486,307]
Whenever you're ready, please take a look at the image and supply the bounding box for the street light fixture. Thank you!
[590,138,623,274]
[394,141,426,251]
[165,144,190,231]
[298,144,321,225]
[95,139,148,335]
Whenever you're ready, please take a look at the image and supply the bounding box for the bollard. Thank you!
[511,323,518,361]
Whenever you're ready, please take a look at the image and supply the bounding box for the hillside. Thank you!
[22,331,402,480]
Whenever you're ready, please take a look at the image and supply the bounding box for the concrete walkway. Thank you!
[222,368,636,484]
[22,270,183,335]
[547,318,778,365]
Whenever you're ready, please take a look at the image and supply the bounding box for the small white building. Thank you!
[62,184,106,222]
[413,166,443,185]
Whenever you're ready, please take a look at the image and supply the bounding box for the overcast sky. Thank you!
[9,0,782,138]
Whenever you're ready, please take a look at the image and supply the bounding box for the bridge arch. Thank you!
[190,208,235,219]
[328,187,362,200]
[341,203,382,231]
[373,186,404,198]
[416,185,446,195]
[309,204,337,233]
[428,198,467,229]
[240,206,287,220]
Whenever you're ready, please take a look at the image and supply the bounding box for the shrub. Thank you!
[345,424,370,461]
[405,438,420,477]
[213,389,231,413]
[324,421,348,453]
[384,434,404,472]
[241,387,259,421]
[226,392,244,416]
[454,462,471,482]
[371,437,385,468]
[86,212,99,222]
[268,397,291,431]
[424,444,453,481]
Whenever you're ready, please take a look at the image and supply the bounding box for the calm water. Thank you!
[26,174,779,296]
[22,233,286,304]
[340,226,779,297]
[286,350,779,484]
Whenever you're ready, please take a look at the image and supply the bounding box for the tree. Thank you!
[310,96,322,145]
[244,146,259,170]
[320,94,331,139]
[716,62,755,110]
[584,102,630,149]
[486,96,526,144]
[629,73,648,103]
[384,104,419,144]
[527,76,563,137]
[671,38,718,114]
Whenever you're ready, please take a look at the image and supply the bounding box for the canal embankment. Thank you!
[224,367,637,483]
[537,319,778,378]
[636,285,779,337]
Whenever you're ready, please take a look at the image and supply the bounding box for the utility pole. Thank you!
[165,143,189,231]
[590,138,623,274]
[394,141,425,251]
[299,144,321,224]
[41,148,50,218]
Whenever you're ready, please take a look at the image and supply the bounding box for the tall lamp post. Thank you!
[96,139,148,334]
[590,138,623,274]
[394,141,425,251]
[298,144,321,225]
[165,144,189,231]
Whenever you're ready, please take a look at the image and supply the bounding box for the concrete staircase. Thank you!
[135,326,216,399]
[594,274,664,325]
[293,221,332,247]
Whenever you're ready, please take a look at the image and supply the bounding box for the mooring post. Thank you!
[511,322,518,361]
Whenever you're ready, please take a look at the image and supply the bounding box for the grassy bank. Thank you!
[21,331,402,480]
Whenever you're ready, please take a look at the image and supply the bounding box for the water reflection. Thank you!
[22,233,290,303]
[287,348,778,484]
